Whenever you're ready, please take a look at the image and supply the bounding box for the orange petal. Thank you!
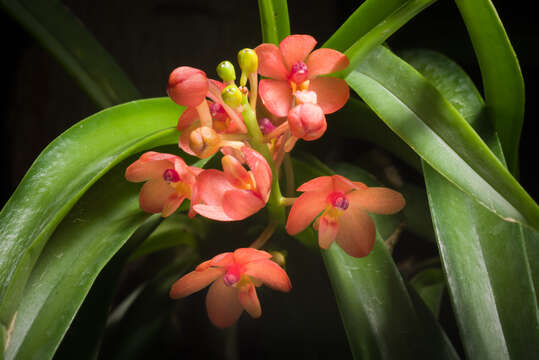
[348,187,406,214]
[177,106,199,131]
[259,79,293,117]
[331,174,358,193]
[233,248,272,265]
[197,252,234,271]
[206,278,244,328]
[279,34,317,69]
[139,179,175,214]
[296,176,333,193]
[318,215,338,250]
[238,284,262,318]
[255,43,288,80]
[286,191,327,235]
[244,260,291,292]
[307,48,349,78]
[222,189,265,220]
[169,267,224,299]
[125,156,174,183]
[243,146,272,200]
[192,204,235,221]
[335,207,376,258]
[309,77,349,114]
[161,194,185,217]
[195,170,234,206]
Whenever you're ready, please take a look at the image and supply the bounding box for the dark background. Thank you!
[0,1,537,358]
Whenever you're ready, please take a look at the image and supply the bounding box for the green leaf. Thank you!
[454,0,525,174]
[404,49,539,359]
[345,45,539,231]
[0,98,181,335]
[293,158,458,359]
[342,0,437,75]
[324,0,409,51]
[4,158,153,360]
[257,0,290,44]
[330,98,421,172]
[409,268,445,318]
[0,0,140,107]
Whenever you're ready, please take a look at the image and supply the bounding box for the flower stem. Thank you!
[249,222,277,249]
[240,95,285,226]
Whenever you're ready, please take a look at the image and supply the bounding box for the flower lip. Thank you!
[163,168,180,183]
[327,191,349,210]
[288,61,309,84]
[223,265,242,286]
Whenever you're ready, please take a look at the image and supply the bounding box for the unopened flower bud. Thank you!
[189,126,221,158]
[258,118,276,135]
[288,103,327,141]
[238,48,258,75]
[216,61,236,83]
[221,84,243,108]
[167,66,208,107]
[270,251,287,267]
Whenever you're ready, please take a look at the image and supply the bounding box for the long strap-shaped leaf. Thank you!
[292,159,458,359]
[403,49,539,359]
[454,0,524,175]
[346,46,539,231]
[4,160,154,360]
[0,98,181,335]
[257,0,290,44]
[0,0,140,107]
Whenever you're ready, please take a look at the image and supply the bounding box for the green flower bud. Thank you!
[216,60,236,82]
[221,84,243,108]
[237,48,258,75]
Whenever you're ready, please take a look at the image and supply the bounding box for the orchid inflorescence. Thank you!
[125,34,405,328]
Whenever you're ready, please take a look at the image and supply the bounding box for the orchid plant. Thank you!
[1,0,537,359]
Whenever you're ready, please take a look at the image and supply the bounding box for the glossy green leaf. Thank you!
[330,98,421,172]
[0,0,140,108]
[454,0,524,174]
[323,0,409,51]
[404,49,539,359]
[293,158,458,359]
[4,158,153,360]
[342,0,437,75]
[257,0,290,44]
[409,268,445,318]
[346,45,539,231]
[0,98,181,335]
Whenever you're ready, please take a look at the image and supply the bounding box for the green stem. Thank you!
[241,95,285,226]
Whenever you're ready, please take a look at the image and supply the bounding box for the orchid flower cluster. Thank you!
[125,35,405,328]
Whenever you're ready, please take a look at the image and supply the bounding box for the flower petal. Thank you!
[318,215,338,250]
[139,179,175,214]
[255,43,288,80]
[307,48,349,78]
[279,34,317,69]
[243,146,272,201]
[286,191,327,235]
[177,106,199,131]
[296,176,333,193]
[348,187,406,214]
[233,248,272,266]
[206,277,244,328]
[238,284,262,318]
[125,155,174,183]
[195,169,234,206]
[259,79,293,118]
[169,267,224,299]
[336,207,376,258]
[197,252,234,270]
[309,77,349,114]
[193,204,235,221]
[222,189,265,220]
[244,260,291,292]
[161,194,185,217]
[331,174,358,193]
